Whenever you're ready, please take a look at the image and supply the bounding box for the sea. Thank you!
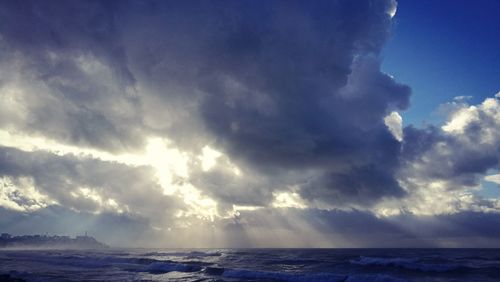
[1,248,500,281]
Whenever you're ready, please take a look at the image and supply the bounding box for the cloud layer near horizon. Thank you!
[0,0,499,247]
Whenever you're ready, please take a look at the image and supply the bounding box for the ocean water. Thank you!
[1,248,500,281]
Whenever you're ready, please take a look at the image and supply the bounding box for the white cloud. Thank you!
[442,97,500,144]
[0,176,56,212]
[199,146,221,171]
[384,111,403,141]
[272,191,307,209]
[387,0,397,18]
[485,174,500,185]
[442,106,479,134]
[381,181,482,216]
[0,131,221,220]
[70,187,128,214]
[0,129,147,167]
[453,95,473,102]
[378,94,500,217]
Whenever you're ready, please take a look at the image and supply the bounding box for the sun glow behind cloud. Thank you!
[2,89,500,221]
[1,92,500,247]
[272,191,307,209]
[145,137,189,195]
[0,128,226,220]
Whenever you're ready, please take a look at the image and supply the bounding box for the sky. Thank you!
[382,0,500,126]
[0,0,499,248]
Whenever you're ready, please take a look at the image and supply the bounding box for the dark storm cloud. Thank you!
[301,164,405,206]
[0,0,142,152]
[201,57,409,170]
[191,1,410,205]
[0,0,410,207]
[0,0,134,84]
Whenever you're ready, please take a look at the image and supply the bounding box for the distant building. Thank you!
[0,233,107,249]
[1,233,12,239]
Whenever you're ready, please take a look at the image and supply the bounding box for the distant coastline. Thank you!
[0,233,107,249]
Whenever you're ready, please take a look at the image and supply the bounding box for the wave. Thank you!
[142,251,222,257]
[10,254,144,269]
[142,261,202,273]
[221,268,406,282]
[204,266,225,275]
[264,258,325,265]
[346,274,407,282]
[350,256,461,272]
[11,253,207,275]
[130,260,409,281]
[222,269,347,282]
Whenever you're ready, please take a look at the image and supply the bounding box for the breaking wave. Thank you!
[142,261,202,273]
[3,249,500,281]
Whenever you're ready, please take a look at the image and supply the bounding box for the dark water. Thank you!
[1,248,500,281]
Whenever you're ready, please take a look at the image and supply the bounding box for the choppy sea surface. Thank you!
[1,248,500,281]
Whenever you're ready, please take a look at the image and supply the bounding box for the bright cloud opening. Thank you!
[199,146,222,171]
[384,111,403,142]
[272,192,307,209]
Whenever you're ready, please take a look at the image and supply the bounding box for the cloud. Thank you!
[0,0,411,211]
[210,208,500,248]
[376,95,500,216]
[384,111,403,142]
[195,3,410,207]
[0,146,184,223]
[0,0,499,247]
[425,97,500,181]
[0,0,146,152]
[453,95,473,102]
[485,174,500,185]
[0,176,54,212]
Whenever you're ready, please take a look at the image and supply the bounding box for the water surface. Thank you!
[1,248,500,281]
